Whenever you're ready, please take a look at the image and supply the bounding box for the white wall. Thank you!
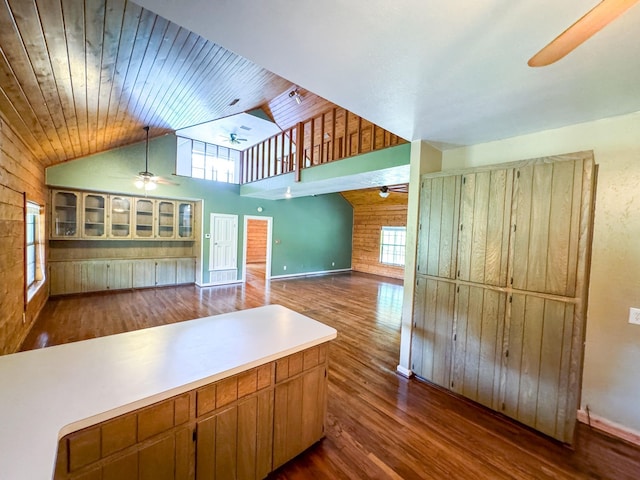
[440,111,640,433]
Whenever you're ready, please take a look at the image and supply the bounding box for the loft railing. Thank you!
[240,107,406,184]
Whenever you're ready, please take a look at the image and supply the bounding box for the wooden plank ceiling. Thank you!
[341,185,409,207]
[0,0,337,167]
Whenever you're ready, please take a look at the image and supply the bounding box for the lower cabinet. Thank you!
[50,262,83,296]
[50,257,196,295]
[54,344,329,480]
[196,392,274,480]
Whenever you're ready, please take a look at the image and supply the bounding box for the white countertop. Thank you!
[0,305,337,480]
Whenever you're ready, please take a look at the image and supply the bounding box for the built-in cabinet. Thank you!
[411,153,596,443]
[54,344,329,480]
[49,258,196,296]
[51,189,195,241]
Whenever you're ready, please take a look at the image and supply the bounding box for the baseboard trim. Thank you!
[577,409,640,446]
[270,268,351,280]
[196,280,243,287]
[396,365,413,378]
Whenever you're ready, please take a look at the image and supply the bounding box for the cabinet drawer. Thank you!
[196,363,273,417]
[63,392,191,474]
[276,344,327,383]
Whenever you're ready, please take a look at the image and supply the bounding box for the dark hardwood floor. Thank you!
[21,266,640,479]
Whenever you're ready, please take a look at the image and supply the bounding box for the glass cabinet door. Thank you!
[82,193,106,238]
[177,202,193,239]
[157,201,175,238]
[109,196,132,238]
[134,198,155,238]
[52,190,79,238]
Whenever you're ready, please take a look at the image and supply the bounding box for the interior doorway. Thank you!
[242,215,272,282]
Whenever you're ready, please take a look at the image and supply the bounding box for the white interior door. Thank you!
[210,213,238,284]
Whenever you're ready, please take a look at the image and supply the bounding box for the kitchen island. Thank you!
[0,304,337,479]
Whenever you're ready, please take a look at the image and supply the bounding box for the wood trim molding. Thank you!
[577,409,640,446]
[396,365,413,378]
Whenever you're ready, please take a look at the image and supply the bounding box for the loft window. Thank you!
[176,136,240,184]
[26,201,45,298]
[380,226,406,266]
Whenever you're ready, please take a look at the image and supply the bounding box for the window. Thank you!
[380,226,406,266]
[26,201,45,296]
[176,136,241,184]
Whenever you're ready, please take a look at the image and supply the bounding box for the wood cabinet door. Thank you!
[51,190,80,238]
[107,260,133,290]
[177,202,194,239]
[457,169,512,286]
[416,175,461,279]
[503,293,577,442]
[157,201,176,239]
[511,159,593,296]
[451,286,506,410]
[134,199,155,239]
[156,259,177,286]
[133,260,156,288]
[177,258,195,284]
[82,261,109,292]
[108,195,133,239]
[410,277,455,389]
[82,193,107,239]
[196,391,274,480]
[273,365,327,470]
[50,262,83,295]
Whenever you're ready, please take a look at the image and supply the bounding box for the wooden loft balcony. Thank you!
[240,106,407,184]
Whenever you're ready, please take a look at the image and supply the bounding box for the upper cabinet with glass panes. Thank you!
[50,189,194,241]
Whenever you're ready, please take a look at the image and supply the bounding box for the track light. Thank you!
[379,186,390,198]
[288,89,302,105]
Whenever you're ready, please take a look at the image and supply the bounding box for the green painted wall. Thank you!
[302,143,411,182]
[46,134,354,283]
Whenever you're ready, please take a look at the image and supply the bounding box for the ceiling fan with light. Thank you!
[528,0,639,66]
[220,132,248,146]
[134,126,178,191]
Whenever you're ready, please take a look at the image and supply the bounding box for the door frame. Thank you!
[242,215,273,282]
[209,213,239,284]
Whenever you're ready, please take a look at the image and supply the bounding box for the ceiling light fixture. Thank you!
[288,88,302,105]
[379,186,390,198]
[285,186,292,199]
[135,126,158,191]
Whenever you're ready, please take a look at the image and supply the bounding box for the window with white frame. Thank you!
[26,201,45,295]
[176,136,240,184]
[379,226,406,266]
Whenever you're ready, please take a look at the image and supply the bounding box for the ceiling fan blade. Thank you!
[528,0,640,67]
[156,177,180,186]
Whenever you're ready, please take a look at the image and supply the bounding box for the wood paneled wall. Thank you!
[246,219,268,264]
[0,118,47,355]
[342,190,408,280]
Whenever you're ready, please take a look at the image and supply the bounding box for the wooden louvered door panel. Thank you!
[411,277,456,388]
[457,169,513,286]
[416,175,461,279]
[503,294,576,441]
[451,286,507,411]
[511,159,589,296]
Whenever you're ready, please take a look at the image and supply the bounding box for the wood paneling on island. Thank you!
[342,188,408,280]
[0,118,47,354]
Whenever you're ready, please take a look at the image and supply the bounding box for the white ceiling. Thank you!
[176,111,282,149]
[241,165,411,200]
[135,0,640,150]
